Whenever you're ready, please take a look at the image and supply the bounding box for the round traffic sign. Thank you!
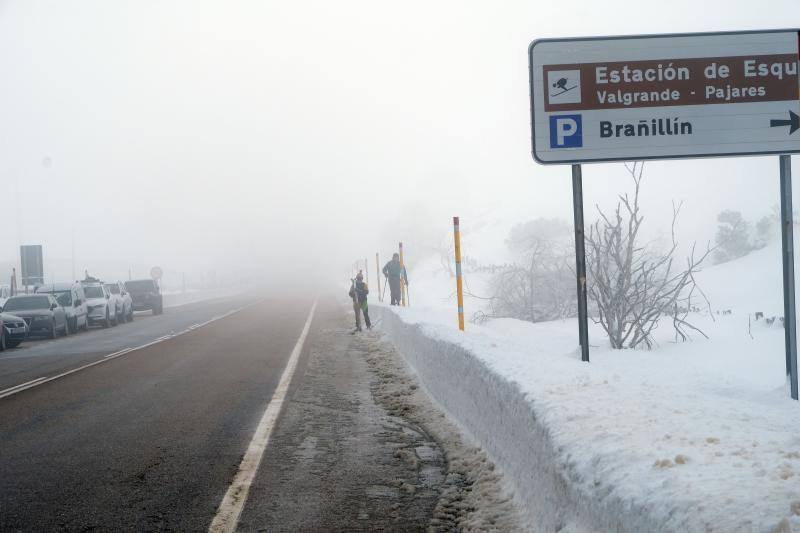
[150,266,163,280]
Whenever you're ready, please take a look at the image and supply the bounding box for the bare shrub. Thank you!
[586,163,712,349]
[480,218,576,323]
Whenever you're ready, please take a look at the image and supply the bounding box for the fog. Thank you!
[0,0,798,292]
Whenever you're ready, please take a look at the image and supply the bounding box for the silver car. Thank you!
[104,282,133,323]
[81,283,115,328]
[35,283,89,333]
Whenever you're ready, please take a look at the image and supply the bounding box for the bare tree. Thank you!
[434,234,455,278]
[478,218,575,323]
[713,210,751,264]
[586,163,712,349]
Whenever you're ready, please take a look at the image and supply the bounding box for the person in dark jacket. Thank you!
[348,271,371,331]
[382,253,408,306]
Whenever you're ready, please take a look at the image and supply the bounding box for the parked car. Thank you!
[0,312,28,350]
[0,285,11,309]
[35,283,89,333]
[1,294,68,339]
[81,282,116,327]
[102,283,123,324]
[104,282,133,323]
[125,279,163,315]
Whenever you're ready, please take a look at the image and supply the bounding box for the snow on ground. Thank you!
[374,237,800,532]
[697,241,784,317]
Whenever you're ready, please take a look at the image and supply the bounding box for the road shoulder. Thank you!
[362,327,523,532]
[238,307,522,531]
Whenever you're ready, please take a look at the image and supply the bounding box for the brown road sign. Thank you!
[529,30,800,164]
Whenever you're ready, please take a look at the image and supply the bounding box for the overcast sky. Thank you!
[0,0,797,288]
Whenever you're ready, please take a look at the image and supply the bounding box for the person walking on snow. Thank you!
[348,271,371,331]
[382,253,408,306]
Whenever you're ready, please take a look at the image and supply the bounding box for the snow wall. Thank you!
[374,305,669,533]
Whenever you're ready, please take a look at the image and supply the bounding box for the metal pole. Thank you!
[779,154,799,400]
[454,217,465,331]
[572,164,590,363]
[375,253,381,302]
[365,257,369,286]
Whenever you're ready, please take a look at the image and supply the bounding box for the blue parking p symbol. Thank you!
[549,115,583,148]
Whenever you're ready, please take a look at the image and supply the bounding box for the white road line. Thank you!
[0,302,257,401]
[0,376,49,397]
[104,348,132,358]
[208,300,318,533]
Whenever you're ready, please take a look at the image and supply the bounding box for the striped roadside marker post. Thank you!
[399,241,406,307]
[375,252,382,302]
[454,216,465,331]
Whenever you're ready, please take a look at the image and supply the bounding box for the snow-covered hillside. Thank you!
[698,240,783,316]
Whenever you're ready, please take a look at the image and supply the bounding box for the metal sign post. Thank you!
[780,155,799,400]
[572,166,590,362]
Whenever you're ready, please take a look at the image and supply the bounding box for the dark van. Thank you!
[125,279,163,315]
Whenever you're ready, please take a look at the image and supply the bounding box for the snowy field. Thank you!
[373,240,800,532]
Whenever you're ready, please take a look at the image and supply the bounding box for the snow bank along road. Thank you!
[0,294,513,531]
[373,302,800,533]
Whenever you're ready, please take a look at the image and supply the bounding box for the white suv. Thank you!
[105,282,133,323]
[81,282,115,328]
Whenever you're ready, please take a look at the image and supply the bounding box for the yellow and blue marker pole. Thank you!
[375,252,382,302]
[399,242,406,307]
[454,216,465,331]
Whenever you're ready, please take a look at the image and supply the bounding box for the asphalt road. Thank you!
[0,294,311,531]
[0,294,449,532]
[0,293,256,392]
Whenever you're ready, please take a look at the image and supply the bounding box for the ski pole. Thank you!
[381,276,388,302]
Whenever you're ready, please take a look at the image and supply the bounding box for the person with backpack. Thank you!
[348,271,371,332]
[382,253,408,306]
